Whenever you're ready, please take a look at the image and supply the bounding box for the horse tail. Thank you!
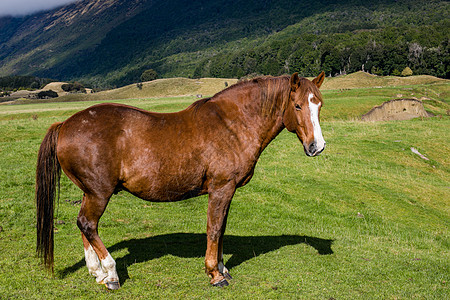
[36,122,63,273]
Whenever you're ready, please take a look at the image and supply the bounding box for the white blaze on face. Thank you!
[308,93,326,151]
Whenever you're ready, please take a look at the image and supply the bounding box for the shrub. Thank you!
[370,66,382,76]
[392,69,402,76]
[401,67,413,77]
[61,82,86,93]
[37,90,58,99]
[140,69,158,82]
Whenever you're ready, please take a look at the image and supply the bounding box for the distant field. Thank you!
[0,76,449,298]
[0,97,196,121]
[56,77,238,102]
[3,72,449,121]
[4,71,448,105]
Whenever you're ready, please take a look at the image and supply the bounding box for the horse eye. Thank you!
[295,104,302,110]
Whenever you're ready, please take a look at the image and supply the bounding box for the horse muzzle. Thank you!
[304,141,325,157]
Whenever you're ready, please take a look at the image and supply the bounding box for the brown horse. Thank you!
[36,72,325,289]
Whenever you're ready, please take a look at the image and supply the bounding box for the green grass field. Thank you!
[0,80,449,299]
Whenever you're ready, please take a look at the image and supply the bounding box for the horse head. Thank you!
[283,71,326,157]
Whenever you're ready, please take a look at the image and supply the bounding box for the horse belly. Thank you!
[120,149,208,202]
[123,171,207,202]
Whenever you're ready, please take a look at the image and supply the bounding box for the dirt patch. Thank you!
[361,99,434,121]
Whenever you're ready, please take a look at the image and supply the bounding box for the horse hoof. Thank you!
[223,272,233,280]
[212,279,229,287]
[105,281,120,290]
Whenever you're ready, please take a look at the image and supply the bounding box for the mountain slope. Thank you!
[0,0,152,76]
[0,0,448,87]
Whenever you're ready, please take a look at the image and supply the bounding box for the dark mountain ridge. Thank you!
[0,0,448,88]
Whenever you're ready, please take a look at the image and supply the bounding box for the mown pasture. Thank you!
[0,81,448,299]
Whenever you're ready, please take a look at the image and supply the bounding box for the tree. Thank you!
[61,82,86,93]
[392,69,402,76]
[37,90,58,99]
[371,66,382,76]
[30,82,40,89]
[140,69,158,82]
[401,67,413,77]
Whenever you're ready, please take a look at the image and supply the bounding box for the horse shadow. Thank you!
[59,233,333,284]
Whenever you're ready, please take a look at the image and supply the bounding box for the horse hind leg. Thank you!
[78,193,120,290]
[82,233,107,283]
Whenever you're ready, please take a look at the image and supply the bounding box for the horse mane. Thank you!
[211,75,291,117]
[188,97,212,114]
[254,75,291,116]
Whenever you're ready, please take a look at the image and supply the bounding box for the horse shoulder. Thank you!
[188,100,261,187]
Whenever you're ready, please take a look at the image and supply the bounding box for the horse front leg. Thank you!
[205,182,235,287]
[218,206,232,281]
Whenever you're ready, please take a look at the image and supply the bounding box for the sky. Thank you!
[0,0,78,17]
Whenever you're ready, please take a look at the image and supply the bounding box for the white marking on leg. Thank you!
[218,261,228,274]
[84,245,107,283]
[308,93,326,152]
[218,249,230,277]
[101,253,119,283]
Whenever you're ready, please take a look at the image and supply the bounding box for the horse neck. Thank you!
[258,107,286,152]
[231,77,290,150]
[259,78,290,148]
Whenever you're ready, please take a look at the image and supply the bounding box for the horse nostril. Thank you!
[308,143,316,154]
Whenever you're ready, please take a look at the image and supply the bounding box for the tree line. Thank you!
[0,75,55,91]
[193,24,449,79]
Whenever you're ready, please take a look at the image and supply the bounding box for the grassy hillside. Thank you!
[0,79,448,298]
[7,72,448,119]
[57,77,238,102]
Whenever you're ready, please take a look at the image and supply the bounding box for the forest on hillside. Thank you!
[100,0,449,86]
[191,24,449,79]
[0,0,448,88]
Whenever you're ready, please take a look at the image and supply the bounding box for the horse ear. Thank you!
[290,72,300,91]
[312,71,325,89]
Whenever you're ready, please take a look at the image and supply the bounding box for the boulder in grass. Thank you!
[362,99,433,121]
